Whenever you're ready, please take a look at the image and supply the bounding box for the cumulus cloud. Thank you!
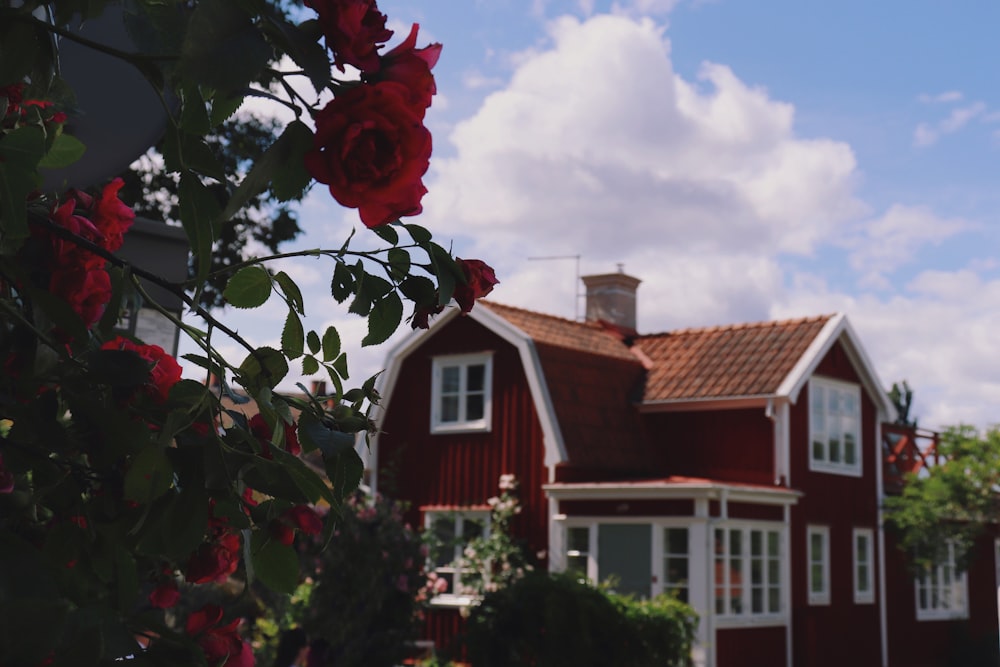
[844,205,970,288]
[917,91,963,104]
[423,13,864,265]
[913,101,987,147]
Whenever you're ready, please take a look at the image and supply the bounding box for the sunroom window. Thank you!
[915,540,968,620]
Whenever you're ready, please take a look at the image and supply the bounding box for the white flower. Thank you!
[498,474,517,491]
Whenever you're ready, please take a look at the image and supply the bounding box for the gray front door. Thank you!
[598,523,651,597]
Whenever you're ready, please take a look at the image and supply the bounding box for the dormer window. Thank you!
[431,353,493,433]
[809,376,862,476]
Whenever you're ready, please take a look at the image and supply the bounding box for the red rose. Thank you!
[1,82,25,120]
[305,0,392,73]
[453,259,499,313]
[369,23,441,116]
[186,530,241,584]
[91,178,134,253]
[304,82,432,228]
[101,337,182,403]
[185,605,254,667]
[50,267,112,328]
[149,581,181,609]
[248,414,301,457]
[0,452,13,494]
[282,505,323,536]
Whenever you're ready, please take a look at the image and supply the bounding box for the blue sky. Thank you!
[192,0,1000,430]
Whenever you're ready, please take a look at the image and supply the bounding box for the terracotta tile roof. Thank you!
[636,315,834,402]
[479,301,637,361]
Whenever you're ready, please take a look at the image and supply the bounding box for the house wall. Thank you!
[715,626,786,667]
[789,340,883,667]
[643,408,775,485]
[883,528,1000,667]
[376,315,550,553]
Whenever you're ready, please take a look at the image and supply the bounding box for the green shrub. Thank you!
[465,572,697,667]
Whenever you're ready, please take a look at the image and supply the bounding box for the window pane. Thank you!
[768,586,781,612]
[567,554,588,577]
[751,531,762,556]
[811,564,824,592]
[666,528,688,554]
[466,394,484,421]
[431,518,456,567]
[568,527,590,552]
[829,436,841,462]
[844,433,857,464]
[466,364,485,391]
[463,518,485,540]
[441,366,460,393]
[812,439,825,461]
[440,395,459,422]
[768,531,780,556]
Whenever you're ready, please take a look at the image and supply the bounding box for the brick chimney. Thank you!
[582,268,641,330]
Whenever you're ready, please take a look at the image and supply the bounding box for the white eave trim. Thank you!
[542,480,802,506]
[371,305,568,468]
[638,395,774,413]
[774,313,896,420]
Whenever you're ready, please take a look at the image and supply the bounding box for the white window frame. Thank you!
[714,522,785,624]
[915,540,968,621]
[424,510,490,606]
[809,376,862,476]
[430,353,493,433]
[807,525,830,605]
[853,528,875,604]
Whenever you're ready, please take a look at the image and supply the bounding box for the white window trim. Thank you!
[915,540,969,621]
[430,353,493,434]
[424,509,491,606]
[853,528,875,604]
[808,525,830,605]
[809,376,863,477]
[714,522,787,626]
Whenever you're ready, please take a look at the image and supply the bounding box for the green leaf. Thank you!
[180,133,225,181]
[178,0,270,93]
[332,352,349,380]
[387,248,411,281]
[124,447,173,504]
[306,330,321,356]
[325,448,365,501]
[330,261,354,303]
[430,243,464,306]
[160,488,210,559]
[274,270,305,315]
[301,355,319,375]
[221,120,313,222]
[373,225,398,245]
[250,530,300,594]
[37,133,86,169]
[262,15,331,94]
[363,292,403,347]
[403,223,432,246]
[179,83,211,136]
[238,346,288,391]
[399,275,437,303]
[85,349,153,388]
[321,326,341,362]
[0,126,45,251]
[281,309,305,359]
[349,270,393,317]
[178,171,220,287]
[224,266,272,309]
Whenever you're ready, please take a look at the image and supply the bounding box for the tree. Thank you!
[0,1,496,665]
[884,425,1000,571]
[888,380,918,428]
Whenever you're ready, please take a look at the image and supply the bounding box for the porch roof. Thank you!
[543,476,802,506]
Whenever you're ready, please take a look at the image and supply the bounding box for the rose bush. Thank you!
[0,0,495,665]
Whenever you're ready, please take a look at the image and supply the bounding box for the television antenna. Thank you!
[526,254,583,320]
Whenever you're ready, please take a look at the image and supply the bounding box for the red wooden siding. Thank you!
[716,626,786,667]
[883,528,1000,666]
[644,408,775,485]
[559,498,695,517]
[710,501,784,522]
[377,315,551,557]
[788,340,883,667]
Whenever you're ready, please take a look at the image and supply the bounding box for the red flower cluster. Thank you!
[186,510,242,584]
[34,179,135,330]
[148,580,180,609]
[248,413,301,457]
[453,258,500,313]
[101,336,182,403]
[185,605,254,667]
[303,1,441,228]
[270,504,324,546]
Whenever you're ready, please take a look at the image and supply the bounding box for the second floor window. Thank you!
[810,376,862,475]
[431,353,493,433]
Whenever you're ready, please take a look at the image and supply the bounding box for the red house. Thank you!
[369,271,1000,667]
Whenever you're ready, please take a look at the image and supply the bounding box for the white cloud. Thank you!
[844,204,970,286]
[917,91,963,104]
[913,102,987,147]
